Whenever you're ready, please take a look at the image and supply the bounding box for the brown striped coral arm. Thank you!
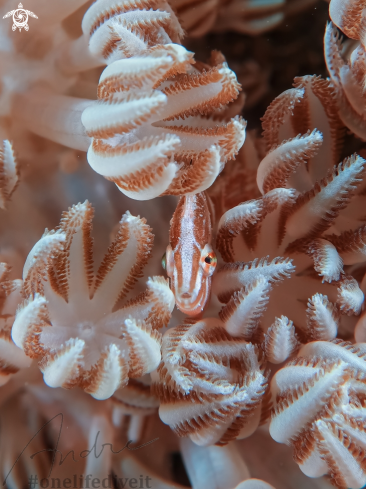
[292,76,345,182]
[97,45,194,98]
[219,278,271,340]
[149,43,196,80]
[298,340,366,373]
[324,22,344,91]
[306,238,344,283]
[261,87,304,151]
[186,351,241,394]
[158,116,246,164]
[84,344,129,400]
[98,13,172,61]
[216,200,264,262]
[282,154,366,252]
[180,321,253,362]
[123,318,162,378]
[336,276,364,315]
[264,316,298,364]
[82,91,168,139]
[22,229,66,296]
[212,257,295,303]
[92,212,153,311]
[0,140,18,209]
[329,0,366,45]
[305,294,339,341]
[271,357,343,403]
[55,201,94,306]
[159,63,242,120]
[314,418,366,489]
[163,147,221,195]
[256,130,323,195]
[269,360,350,444]
[39,338,85,389]
[325,23,366,142]
[82,0,183,63]
[86,135,180,200]
[325,225,366,265]
[12,295,48,357]
[101,276,175,329]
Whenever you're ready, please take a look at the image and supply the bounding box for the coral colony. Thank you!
[3,0,366,488]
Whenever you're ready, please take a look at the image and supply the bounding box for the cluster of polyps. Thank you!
[11,201,175,400]
[323,0,366,343]
[270,340,366,489]
[80,0,245,200]
[210,74,366,366]
[0,262,31,386]
[81,46,245,200]
[154,315,268,446]
[13,0,245,200]
[325,0,366,141]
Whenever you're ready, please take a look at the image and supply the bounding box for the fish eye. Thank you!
[204,252,217,266]
[200,245,217,276]
[161,252,167,270]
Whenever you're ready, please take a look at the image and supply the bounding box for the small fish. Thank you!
[162,192,217,316]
